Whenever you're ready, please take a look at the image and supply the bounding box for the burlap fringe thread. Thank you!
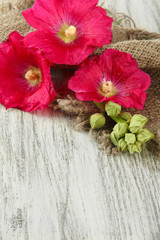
[0,0,160,156]
[0,0,34,14]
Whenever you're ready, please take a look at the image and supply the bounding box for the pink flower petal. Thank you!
[110,90,147,110]
[68,57,102,92]
[24,30,69,63]
[24,30,96,65]
[68,49,151,110]
[81,7,113,46]
[99,49,138,82]
[22,9,52,31]
[63,0,98,19]
[0,32,56,112]
[22,0,63,31]
[76,92,105,102]
[22,0,113,65]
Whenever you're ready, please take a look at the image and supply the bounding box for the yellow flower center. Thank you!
[98,81,117,98]
[57,24,77,43]
[25,66,42,87]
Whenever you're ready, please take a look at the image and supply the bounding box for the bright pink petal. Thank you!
[61,0,98,24]
[22,0,113,65]
[68,57,102,92]
[24,30,96,65]
[33,0,61,13]
[0,32,56,112]
[22,0,63,31]
[17,80,56,112]
[116,69,151,96]
[99,50,138,82]
[76,92,105,102]
[64,37,95,65]
[9,31,24,43]
[111,90,147,110]
[81,7,113,46]
[68,49,151,110]
[22,9,52,31]
[24,31,69,64]
[98,50,151,109]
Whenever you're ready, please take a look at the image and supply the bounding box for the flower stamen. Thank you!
[65,26,76,39]
[57,24,77,43]
[99,81,117,98]
[25,66,41,87]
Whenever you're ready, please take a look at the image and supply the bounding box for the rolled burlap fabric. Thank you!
[0,0,160,155]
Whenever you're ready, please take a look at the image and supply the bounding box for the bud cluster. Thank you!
[90,101,154,154]
[106,102,154,154]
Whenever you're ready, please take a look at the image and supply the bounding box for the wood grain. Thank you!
[0,0,160,239]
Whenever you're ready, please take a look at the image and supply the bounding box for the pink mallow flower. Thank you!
[68,49,151,110]
[0,31,56,112]
[22,0,113,65]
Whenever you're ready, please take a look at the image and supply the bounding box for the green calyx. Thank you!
[110,131,119,146]
[110,122,128,147]
[105,101,121,117]
[128,141,142,154]
[129,114,148,133]
[137,128,154,144]
[125,133,136,144]
[113,122,128,138]
[117,138,128,152]
[105,102,132,124]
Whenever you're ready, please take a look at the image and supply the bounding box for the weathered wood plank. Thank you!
[0,0,160,239]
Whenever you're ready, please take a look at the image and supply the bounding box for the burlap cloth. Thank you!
[0,0,160,155]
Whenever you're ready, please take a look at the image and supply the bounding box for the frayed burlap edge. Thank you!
[0,0,34,14]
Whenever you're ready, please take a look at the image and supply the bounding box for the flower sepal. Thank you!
[110,131,119,146]
[105,101,121,117]
[113,122,128,138]
[117,139,128,152]
[137,129,154,144]
[128,141,142,154]
[125,133,136,144]
[129,114,148,133]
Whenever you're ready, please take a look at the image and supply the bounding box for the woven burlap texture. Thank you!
[0,0,160,155]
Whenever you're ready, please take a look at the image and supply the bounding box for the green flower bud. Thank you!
[129,114,148,133]
[117,138,128,152]
[90,113,106,129]
[105,101,121,117]
[113,122,128,138]
[125,133,136,144]
[118,112,132,121]
[128,141,142,154]
[110,131,119,146]
[137,128,154,144]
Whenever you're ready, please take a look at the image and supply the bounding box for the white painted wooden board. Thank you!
[0,0,160,239]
